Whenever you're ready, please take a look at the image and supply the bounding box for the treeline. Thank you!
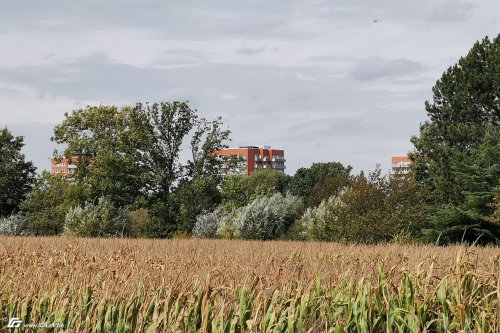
[1,101,231,238]
[193,165,428,243]
[0,35,499,244]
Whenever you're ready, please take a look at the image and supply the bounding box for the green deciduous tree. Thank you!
[52,105,143,208]
[298,168,428,243]
[188,116,231,179]
[52,101,231,237]
[307,175,351,208]
[171,177,222,234]
[20,171,88,235]
[220,169,290,210]
[220,174,248,209]
[129,102,231,235]
[128,102,198,204]
[290,162,352,206]
[127,208,160,238]
[0,128,36,217]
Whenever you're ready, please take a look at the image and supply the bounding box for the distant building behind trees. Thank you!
[214,145,286,175]
[391,156,411,175]
[50,156,79,177]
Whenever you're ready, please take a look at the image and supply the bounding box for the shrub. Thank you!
[234,193,303,240]
[64,197,130,237]
[127,208,159,238]
[20,171,87,235]
[216,213,238,239]
[192,208,239,239]
[0,213,30,236]
[193,193,303,240]
[298,194,344,241]
[298,170,428,243]
[192,209,226,238]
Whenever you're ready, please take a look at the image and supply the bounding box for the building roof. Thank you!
[391,156,411,162]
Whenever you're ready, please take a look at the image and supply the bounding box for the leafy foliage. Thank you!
[64,197,130,237]
[410,35,500,243]
[52,105,142,207]
[0,128,36,217]
[0,213,30,236]
[20,172,87,235]
[188,116,232,179]
[220,169,290,210]
[219,174,248,209]
[298,169,428,243]
[298,195,340,241]
[127,208,161,238]
[51,101,231,236]
[290,162,352,206]
[192,208,227,238]
[128,102,198,203]
[172,177,222,234]
[233,193,304,240]
[307,175,351,208]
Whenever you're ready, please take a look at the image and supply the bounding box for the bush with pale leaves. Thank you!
[64,197,130,237]
[234,193,303,240]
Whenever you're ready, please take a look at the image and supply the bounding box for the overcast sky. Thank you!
[0,0,498,175]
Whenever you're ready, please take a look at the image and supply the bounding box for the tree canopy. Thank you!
[51,101,231,236]
[410,35,500,205]
[0,128,36,217]
[410,34,500,243]
[290,161,352,206]
[20,171,87,235]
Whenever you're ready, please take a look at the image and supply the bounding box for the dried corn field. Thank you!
[1,237,500,332]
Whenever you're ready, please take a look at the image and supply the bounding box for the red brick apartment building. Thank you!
[391,156,412,174]
[214,145,286,175]
[50,157,79,177]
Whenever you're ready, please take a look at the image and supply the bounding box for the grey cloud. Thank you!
[431,1,476,22]
[282,116,368,142]
[0,53,183,102]
[237,46,266,55]
[0,1,321,40]
[0,54,375,110]
[350,57,422,81]
[0,52,432,172]
[0,0,470,41]
[158,49,211,65]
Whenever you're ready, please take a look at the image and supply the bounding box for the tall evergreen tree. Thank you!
[410,35,500,243]
[410,35,500,205]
